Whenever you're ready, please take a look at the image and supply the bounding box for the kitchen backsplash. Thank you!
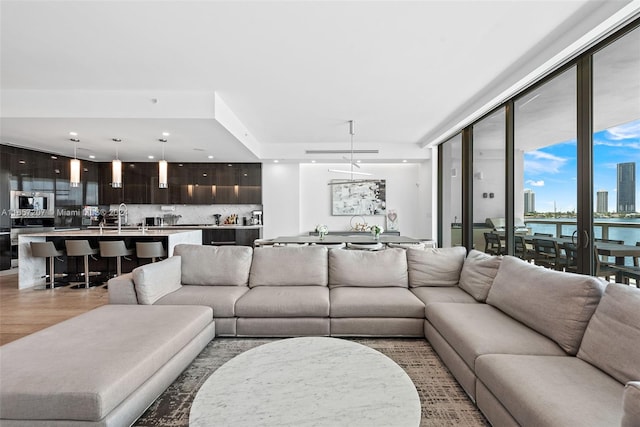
[109,204,262,226]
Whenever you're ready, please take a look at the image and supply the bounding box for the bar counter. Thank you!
[18,229,201,289]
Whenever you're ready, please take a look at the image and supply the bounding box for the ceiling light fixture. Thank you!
[111,138,122,188]
[69,138,80,187]
[328,120,373,181]
[158,138,168,189]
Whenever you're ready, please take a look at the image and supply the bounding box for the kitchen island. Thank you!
[18,229,201,289]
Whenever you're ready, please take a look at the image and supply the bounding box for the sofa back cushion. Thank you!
[458,250,502,301]
[407,246,466,287]
[577,283,640,384]
[487,255,604,355]
[329,248,408,288]
[174,244,252,286]
[249,246,328,287]
[133,256,182,304]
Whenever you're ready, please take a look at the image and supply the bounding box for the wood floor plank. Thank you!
[0,272,108,345]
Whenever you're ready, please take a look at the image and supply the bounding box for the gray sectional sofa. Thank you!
[108,243,640,426]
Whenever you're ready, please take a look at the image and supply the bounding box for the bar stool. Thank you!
[65,240,100,289]
[99,241,134,277]
[29,241,66,289]
[135,241,166,263]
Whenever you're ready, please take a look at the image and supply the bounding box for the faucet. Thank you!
[117,203,127,234]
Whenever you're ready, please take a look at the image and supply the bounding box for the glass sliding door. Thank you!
[592,25,640,281]
[514,66,577,268]
[472,109,506,254]
[440,134,462,247]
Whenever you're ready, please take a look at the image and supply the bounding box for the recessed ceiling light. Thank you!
[208,155,214,159]
[83,168,89,172]
[19,160,25,164]
[356,160,361,163]
[54,169,60,174]
[69,132,78,136]
[273,160,279,163]
[311,160,316,163]
[228,164,233,167]
[89,155,95,159]
[203,173,207,177]
[178,163,184,167]
[50,155,57,159]
[162,132,170,137]
[402,159,408,163]
[148,155,154,159]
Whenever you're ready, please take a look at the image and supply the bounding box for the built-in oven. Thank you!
[10,191,55,218]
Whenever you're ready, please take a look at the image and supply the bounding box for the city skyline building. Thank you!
[596,190,609,214]
[524,189,535,214]
[617,162,636,213]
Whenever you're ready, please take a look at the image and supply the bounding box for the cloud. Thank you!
[604,121,640,141]
[524,150,569,174]
[526,179,544,187]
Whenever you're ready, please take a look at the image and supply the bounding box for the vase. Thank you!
[319,232,326,240]
[373,232,380,240]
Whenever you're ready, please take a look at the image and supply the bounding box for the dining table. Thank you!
[524,235,640,281]
[269,235,423,245]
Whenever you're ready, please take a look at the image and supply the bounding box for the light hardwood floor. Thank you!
[0,272,109,345]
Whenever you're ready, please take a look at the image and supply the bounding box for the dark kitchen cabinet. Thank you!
[192,164,216,205]
[215,163,238,204]
[168,163,191,204]
[122,163,150,204]
[98,163,124,205]
[203,228,236,245]
[235,228,261,246]
[238,163,262,204]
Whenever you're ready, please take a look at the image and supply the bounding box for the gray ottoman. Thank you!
[0,304,215,426]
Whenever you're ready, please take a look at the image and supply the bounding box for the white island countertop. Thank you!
[87,225,262,230]
[17,229,201,289]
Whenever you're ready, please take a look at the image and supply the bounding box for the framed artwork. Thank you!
[331,180,386,216]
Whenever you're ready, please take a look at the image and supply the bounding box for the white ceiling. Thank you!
[0,0,637,163]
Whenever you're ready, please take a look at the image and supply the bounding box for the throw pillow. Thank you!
[487,255,604,355]
[577,283,640,384]
[406,246,467,287]
[133,256,182,305]
[458,249,502,301]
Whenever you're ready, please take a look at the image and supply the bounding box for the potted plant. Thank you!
[370,225,383,240]
[316,224,329,240]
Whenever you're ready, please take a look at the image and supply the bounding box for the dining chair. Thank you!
[594,238,624,265]
[515,235,535,262]
[533,238,562,270]
[483,232,503,255]
[593,245,621,282]
[561,242,578,273]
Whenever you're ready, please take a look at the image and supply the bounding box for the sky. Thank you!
[523,118,640,213]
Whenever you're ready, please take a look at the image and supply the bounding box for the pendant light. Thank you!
[69,136,81,188]
[328,120,373,183]
[158,135,168,189]
[111,138,122,188]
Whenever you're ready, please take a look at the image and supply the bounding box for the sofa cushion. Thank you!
[486,255,604,355]
[476,354,624,426]
[329,248,408,288]
[458,249,501,301]
[411,286,478,307]
[577,283,640,384]
[235,286,330,317]
[330,287,425,318]
[249,246,328,287]
[174,244,252,286]
[623,382,640,427]
[426,303,566,371]
[406,246,466,287]
[132,255,182,304]
[155,285,249,317]
[0,305,213,422]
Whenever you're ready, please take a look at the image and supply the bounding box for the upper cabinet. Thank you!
[97,161,261,205]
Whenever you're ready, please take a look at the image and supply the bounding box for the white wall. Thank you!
[300,162,432,238]
[262,163,300,239]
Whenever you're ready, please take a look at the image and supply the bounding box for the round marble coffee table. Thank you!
[189,337,421,426]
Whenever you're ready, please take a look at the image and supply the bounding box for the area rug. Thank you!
[134,338,489,427]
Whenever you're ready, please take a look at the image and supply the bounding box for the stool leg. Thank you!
[116,256,122,276]
[48,257,55,289]
[83,255,90,289]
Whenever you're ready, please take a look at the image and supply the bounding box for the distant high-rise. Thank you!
[524,189,535,214]
[596,190,608,214]
[617,162,636,213]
